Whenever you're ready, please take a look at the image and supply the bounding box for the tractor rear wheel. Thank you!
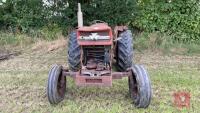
[68,31,81,71]
[129,65,152,108]
[116,30,133,71]
[47,64,66,104]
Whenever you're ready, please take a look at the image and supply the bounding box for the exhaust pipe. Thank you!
[77,3,83,28]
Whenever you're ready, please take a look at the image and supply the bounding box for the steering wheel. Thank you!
[90,20,107,25]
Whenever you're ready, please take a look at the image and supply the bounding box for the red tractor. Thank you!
[47,3,152,108]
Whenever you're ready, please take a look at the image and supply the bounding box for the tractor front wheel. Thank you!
[47,64,66,104]
[129,65,152,108]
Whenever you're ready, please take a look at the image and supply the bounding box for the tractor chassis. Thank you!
[62,68,131,87]
[62,25,131,87]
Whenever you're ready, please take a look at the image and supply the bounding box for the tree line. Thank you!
[0,0,199,42]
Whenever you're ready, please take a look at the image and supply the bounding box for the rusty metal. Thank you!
[81,70,110,76]
[78,23,111,32]
[62,69,77,79]
[96,62,105,71]
[112,71,131,79]
[113,26,128,60]
[75,74,112,87]
[47,2,152,107]
[129,70,139,100]
[86,59,97,69]
[113,26,128,41]
[62,68,131,86]
[60,26,130,86]
[77,24,113,46]
[57,72,66,97]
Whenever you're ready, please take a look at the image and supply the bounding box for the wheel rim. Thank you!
[57,71,66,98]
[132,74,139,100]
[129,69,140,102]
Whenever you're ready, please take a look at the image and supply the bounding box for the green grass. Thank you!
[1,30,200,55]
[134,32,200,55]
[0,47,199,113]
[0,32,33,46]
[0,26,63,47]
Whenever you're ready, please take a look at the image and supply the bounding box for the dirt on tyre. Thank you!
[47,64,66,104]
[116,30,133,71]
[129,65,152,108]
[68,31,81,71]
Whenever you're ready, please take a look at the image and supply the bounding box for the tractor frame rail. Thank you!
[62,68,131,86]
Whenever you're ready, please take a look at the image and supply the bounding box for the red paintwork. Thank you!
[77,23,113,46]
[78,23,111,32]
[62,25,130,86]
[63,70,131,87]
[77,39,112,46]
[75,74,112,87]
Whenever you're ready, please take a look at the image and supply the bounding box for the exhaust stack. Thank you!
[77,3,83,27]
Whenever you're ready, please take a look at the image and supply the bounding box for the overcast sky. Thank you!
[0,0,53,6]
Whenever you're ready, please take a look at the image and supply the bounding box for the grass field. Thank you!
[0,41,200,113]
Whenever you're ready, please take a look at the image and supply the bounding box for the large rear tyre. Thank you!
[116,30,133,71]
[68,31,81,71]
[129,65,152,108]
[47,64,66,104]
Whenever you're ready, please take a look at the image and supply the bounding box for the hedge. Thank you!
[0,0,199,42]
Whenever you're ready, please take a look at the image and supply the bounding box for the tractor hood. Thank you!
[78,23,111,32]
[77,23,113,46]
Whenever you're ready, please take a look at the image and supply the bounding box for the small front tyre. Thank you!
[47,64,66,104]
[129,65,152,108]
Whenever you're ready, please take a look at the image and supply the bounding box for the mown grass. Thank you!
[0,46,200,113]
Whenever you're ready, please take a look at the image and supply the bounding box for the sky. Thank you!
[0,0,53,6]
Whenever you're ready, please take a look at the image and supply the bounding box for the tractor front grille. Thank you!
[82,46,111,72]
